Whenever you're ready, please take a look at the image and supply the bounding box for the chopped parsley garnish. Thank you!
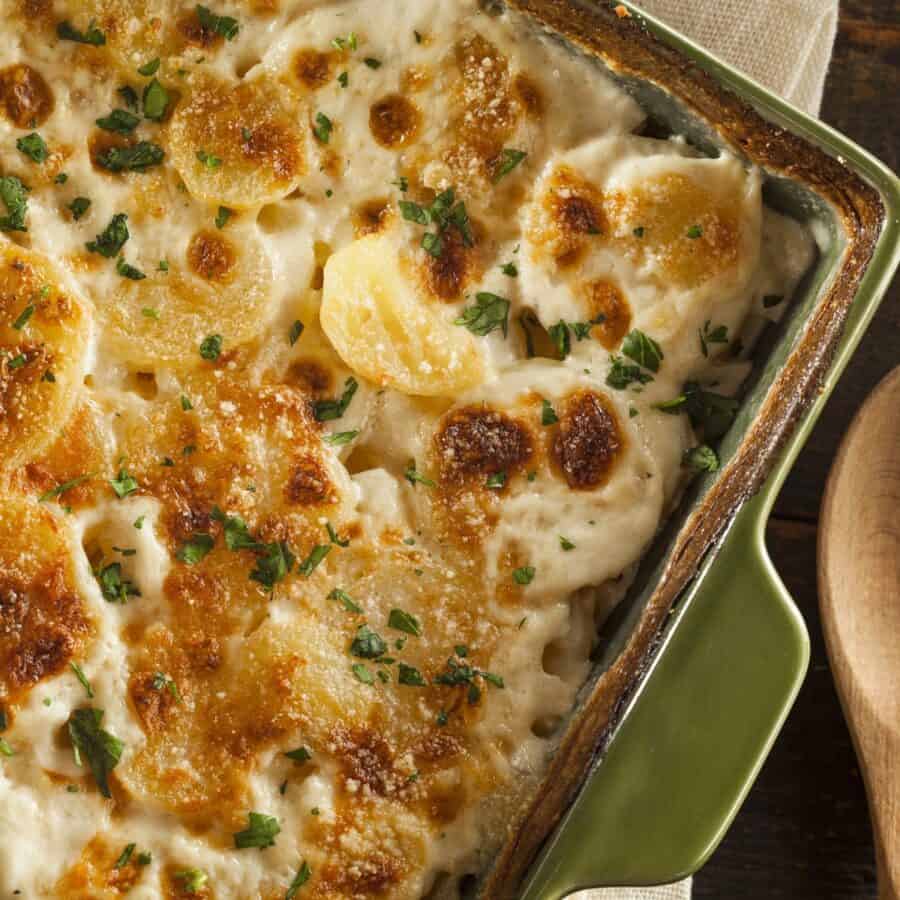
[110,467,138,498]
[436,709,449,726]
[17,132,49,163]
[331,32,358,51]
[491,148,527,183]
[117,85,139,110]
[683,445,720,473]
[284,746,312,763]
[352,663,374,684]
[142,78,169,120]
[323,430,358,446]
[414,30,423,43]
[137,851,152,866]
[289,319,304,345]
[404,460,435,488]
[559,536,576,551]
[541,398,558,426]
[313,376,357,421]
[328,588,363,613]
[141,307,160,320]
[97,141,165,172]
[433,658,505,704]
[286,861,312,899]
[397,663,426,686]
[350,624,388,659]
[180,394,193,411]
[175,868,208,894]
[116,256,145,280]
[95,108,140,134]
[12,304,34,331]
[655,380,739,440]
[215,205,231,229]
[686,224,703,239]
[199,333,223,360]
[114,843,135,868]
[211,507,258,551]
[548,321,570,359]
[0,176,29,232]
[250,542,296,588]
[633,226,645,238]
[68,196,91,220]
[151,672,181,702]
[388,608,421,636]
[622,329,664,373]
[512,566,535,585]
[338,71,349,88]
[38,472,93,502]
[196,4,240,41]
[70,662,94,698]
[196,149,222,169]
[364,57,382,69]
[57,20,106,45]
[399,187,473,258]
[392,176,409,192]
[86,213,129,258]
[55,172,68,183]
[699,320,728,358]
[606,355,654,390]
[176,533,214,565]
[313,112,333,144]
[0,738,12,757]
[158,259,169,272]
[138,57,160,76]
[455,292,510,337]
[763,294,784,309]
[133,515,145,530]
[298,543,331,576]
[67,707,123,798]
[325,521,349,548]
[96,562,141,603]
[485,471,506,489]
[234,812,280,850]
[501,261,518,277]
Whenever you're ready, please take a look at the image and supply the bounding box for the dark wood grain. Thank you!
[697,1,897,896]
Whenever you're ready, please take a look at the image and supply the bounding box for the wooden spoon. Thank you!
[820,366,900,900]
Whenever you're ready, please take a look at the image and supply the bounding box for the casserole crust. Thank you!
[0,1,877,898]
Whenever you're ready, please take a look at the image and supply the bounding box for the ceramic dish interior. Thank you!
[473,2,900,898]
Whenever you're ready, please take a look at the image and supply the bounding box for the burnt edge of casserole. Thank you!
[480,1,887,896]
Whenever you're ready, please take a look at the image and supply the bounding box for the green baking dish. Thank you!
[470,2,900,898]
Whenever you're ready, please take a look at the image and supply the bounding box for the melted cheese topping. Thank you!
[0,2,814,897]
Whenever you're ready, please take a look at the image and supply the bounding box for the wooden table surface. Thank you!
[695,1,899,897]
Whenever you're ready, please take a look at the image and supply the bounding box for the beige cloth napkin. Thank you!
[576,2,838,899]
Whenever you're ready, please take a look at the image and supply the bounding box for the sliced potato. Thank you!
[167,74,306,209]
[0,492,91,706]
[0,242,89,471]
[98,224,278,368]
[320,234,485,397]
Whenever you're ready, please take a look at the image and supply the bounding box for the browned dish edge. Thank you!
[483,1,887,896]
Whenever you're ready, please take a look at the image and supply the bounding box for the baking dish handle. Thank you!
[518,491,810,899]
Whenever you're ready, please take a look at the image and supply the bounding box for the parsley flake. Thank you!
[0,176,29,232]
[328,588,363,613]
[70,662,94,698]
[559,536,576,551]
[199,333,223,360]
[196,5,240,41]
[97,141,165,172]
[57,20,106,45]
[298,543,331,576]
[323,430,358,446]
[313,112,333,144]
[12,304,34,331]
[352,663,374,684]
[455,292,510,338]
[398,662,426,686]
[313,376,357,421]
[350,624,387,659]
[286,861,312,899]
[404,460,435,488]
[116,256,145,280]
[683,445,720,473]
[68,196,91,220]
[86,213,129,257]
[142,78,169,120]
[95,108,140,134]
[250,542,296,588]
[17,132,49,163]
[284,746,312,763]
[541,399,558,426]
[622,329,663,373]
[289,319,304,345]
[138,57,160,76]
[176,533,214,565]
[513,566,535,585]
[388,608,421,636]
[67,707,123,798]
[492,148,527,183]
[196,149,222,169]
[215,205,231,229]
[110,468,138,498]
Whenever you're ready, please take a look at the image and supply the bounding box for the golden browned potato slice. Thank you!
[320,233,485,397]
[167,74,306,209]
[0,242,89,472]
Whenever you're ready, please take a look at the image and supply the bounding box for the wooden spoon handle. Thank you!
[819,367,900,900]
